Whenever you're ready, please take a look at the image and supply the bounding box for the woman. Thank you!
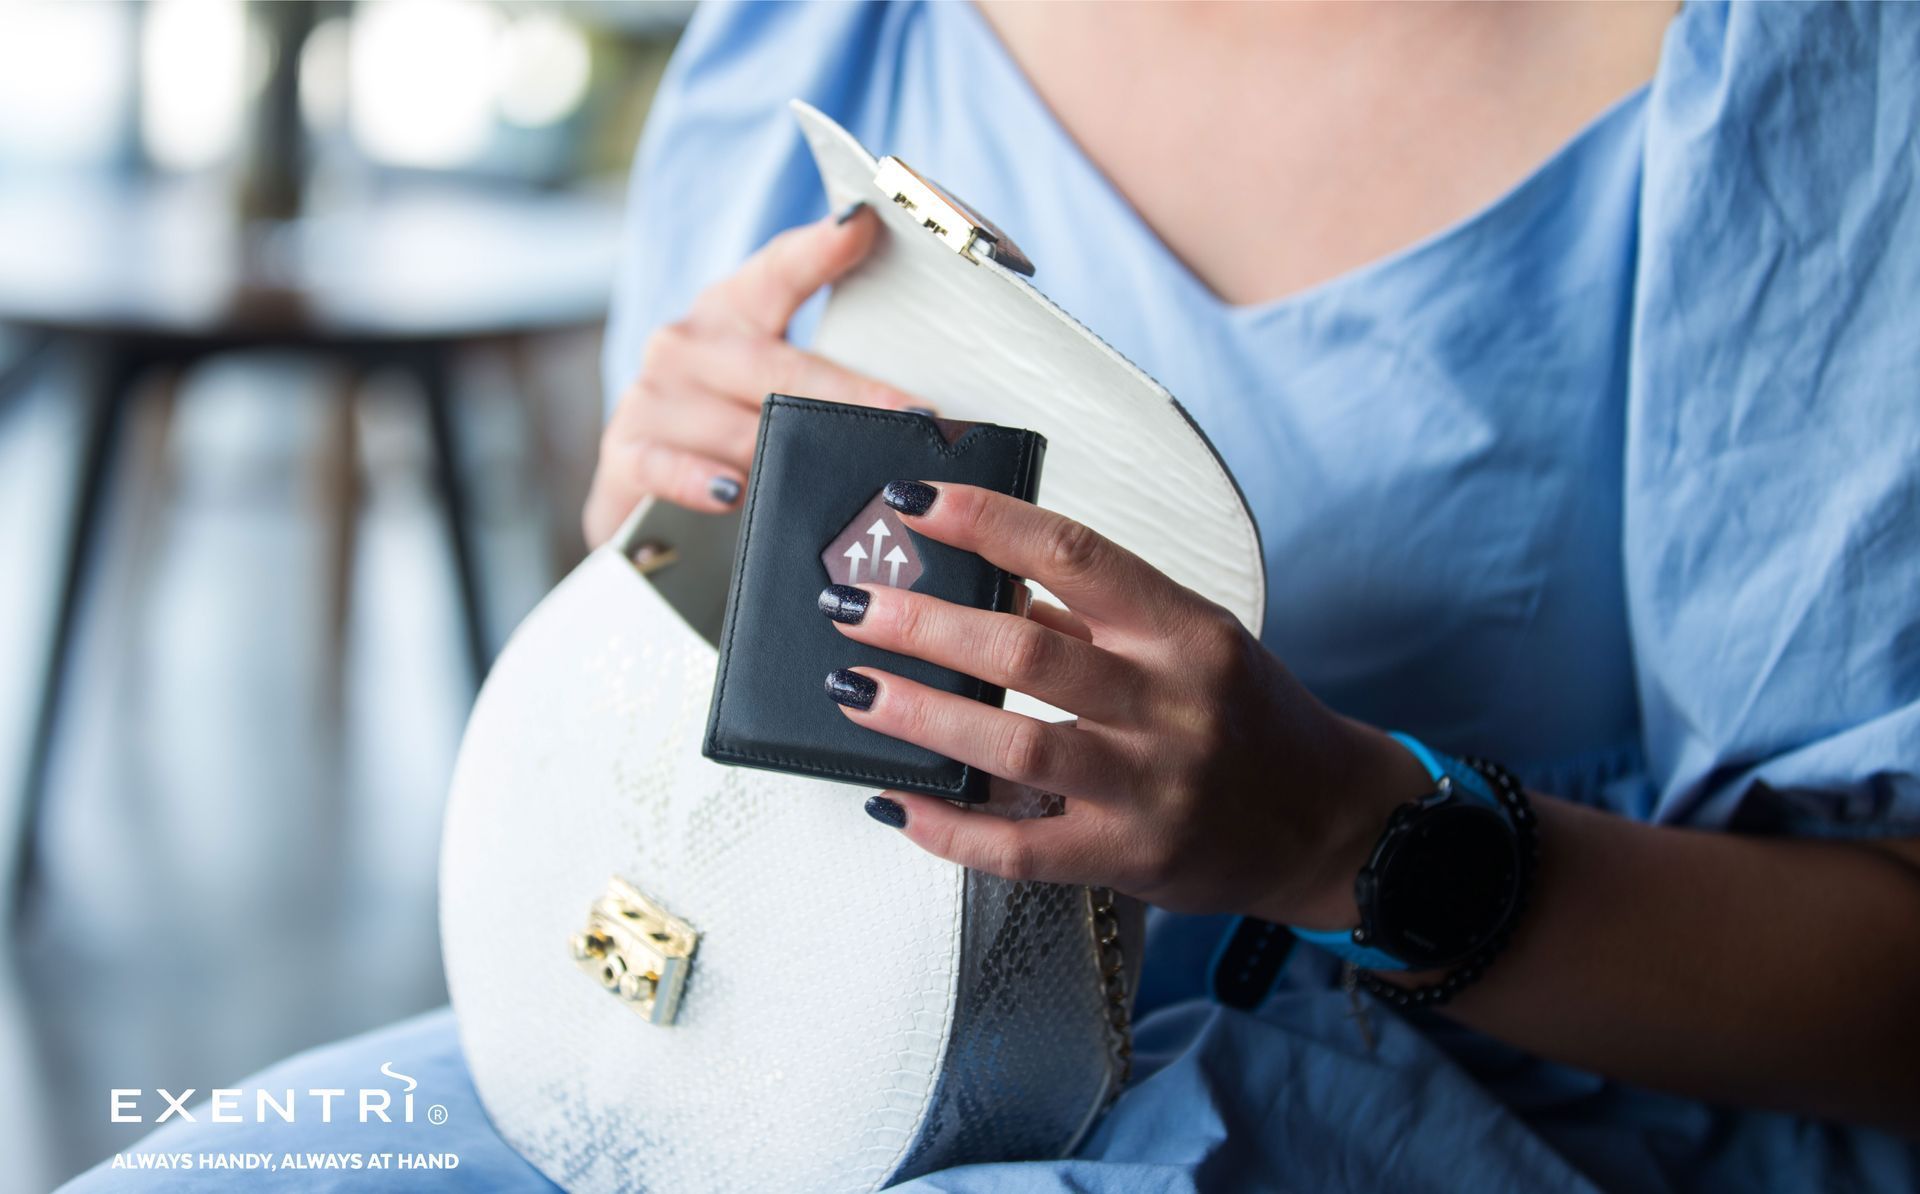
[71,2,1920,1190]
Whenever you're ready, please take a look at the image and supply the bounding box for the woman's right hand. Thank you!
[583,204,925,545]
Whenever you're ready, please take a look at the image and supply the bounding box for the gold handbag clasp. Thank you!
[569,878,698,1025]
[874,156,1036,277]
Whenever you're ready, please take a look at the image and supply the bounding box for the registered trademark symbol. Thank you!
[427,1104,449,1125]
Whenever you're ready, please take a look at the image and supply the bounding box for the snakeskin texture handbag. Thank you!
[437,104,1266,1193]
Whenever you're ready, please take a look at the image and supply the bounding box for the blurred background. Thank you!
[0,1,691,1185]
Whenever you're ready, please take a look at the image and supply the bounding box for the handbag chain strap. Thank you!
[1088,886,1134,1097]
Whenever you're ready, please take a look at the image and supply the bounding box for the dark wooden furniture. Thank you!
[0,177,620,912]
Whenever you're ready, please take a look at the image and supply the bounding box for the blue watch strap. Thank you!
[1288,923,1408,971]
[1388,730,1447,786]
[1393,730,1499,809]
[1210,733,1503,999]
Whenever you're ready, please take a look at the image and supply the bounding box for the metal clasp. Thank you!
[874,156,1036,277]
[569,877,698,1025]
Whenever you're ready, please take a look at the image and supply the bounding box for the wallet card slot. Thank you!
[610,499,742,649]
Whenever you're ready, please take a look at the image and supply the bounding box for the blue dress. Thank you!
[67,3,1920,1190]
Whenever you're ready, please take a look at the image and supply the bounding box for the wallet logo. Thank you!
[824,493,924,590]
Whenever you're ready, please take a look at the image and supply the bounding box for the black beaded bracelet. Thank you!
[1352,755,1538,1009]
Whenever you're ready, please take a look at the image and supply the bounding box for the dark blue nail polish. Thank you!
[835,201,868,226]
[882,479,937,516]
[709,475,742,506]
[825,668,877,710]
[818,584,870,624]
[904,405,936,418]
[865,795,906,828]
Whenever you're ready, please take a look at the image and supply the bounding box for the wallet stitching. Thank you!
[707,396,1039,795]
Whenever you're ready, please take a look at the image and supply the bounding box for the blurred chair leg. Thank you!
[315,368,362,720]
[117,360,184,625]
[413,350,490,689]
[7,341,152,922]
[0,328,69,1190]
[301,363,362,921]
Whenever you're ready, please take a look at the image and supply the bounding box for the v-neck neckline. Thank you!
[949,0,1655,326]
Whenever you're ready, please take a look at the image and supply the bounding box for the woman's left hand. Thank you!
[825,482,1430,929]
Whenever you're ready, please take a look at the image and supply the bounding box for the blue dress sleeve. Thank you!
[599,0,901,410]
[1625,1,1920,834]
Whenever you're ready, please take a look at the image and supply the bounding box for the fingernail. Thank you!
[904,405,936,418]
[882,479,937,516]
[825,668,877,710]
[708,475,742,506]
[865,795,906,828]
[835,201,867,226]
[818,584,870,625]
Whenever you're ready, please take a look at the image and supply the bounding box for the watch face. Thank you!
[1370,803,1520,970]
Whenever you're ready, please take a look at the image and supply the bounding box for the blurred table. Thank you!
[0,177,618,342]
[0,176,621,911]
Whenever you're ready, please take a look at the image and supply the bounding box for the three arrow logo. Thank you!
[825,495,926,591]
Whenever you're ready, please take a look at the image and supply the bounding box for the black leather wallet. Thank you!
[702,394,1047,802]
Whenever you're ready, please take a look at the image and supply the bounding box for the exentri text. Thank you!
[109,1062,433,1125]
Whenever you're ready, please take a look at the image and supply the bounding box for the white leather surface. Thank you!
[795,101,1266,638]
[441,106,1263,1193]
[442,553,970,1192]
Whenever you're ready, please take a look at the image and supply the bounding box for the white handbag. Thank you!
[439,104,1266,1193]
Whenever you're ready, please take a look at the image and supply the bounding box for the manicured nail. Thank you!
[708,475,742,506]
[865,795,906,828]
[835,201,867,226]
[818,584,870,625]
[825,668,877,710]
[904,405,936,418]
[882,480,937,516]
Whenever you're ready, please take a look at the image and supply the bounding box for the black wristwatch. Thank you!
[1207,735,1537,1011]
[1293,733,1536,996]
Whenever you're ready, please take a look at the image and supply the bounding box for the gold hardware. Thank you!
[570,877,698,1025]
[873,157,1036,277]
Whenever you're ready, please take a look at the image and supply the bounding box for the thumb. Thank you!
[692,202,881,337]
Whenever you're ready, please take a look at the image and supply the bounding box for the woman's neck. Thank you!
[975,0,1672,306]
